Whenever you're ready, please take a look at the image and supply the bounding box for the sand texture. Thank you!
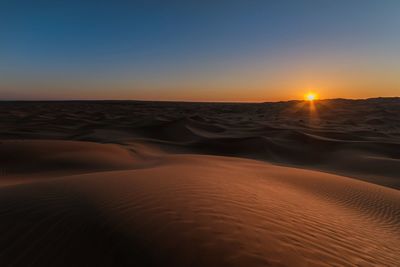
[0,98,399,266]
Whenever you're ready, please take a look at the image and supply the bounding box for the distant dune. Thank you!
[0,98,399,266]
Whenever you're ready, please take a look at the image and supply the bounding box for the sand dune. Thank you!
[0,142,399,266]
[0,140,139,185]
[0,99,399,266]
[2,98,398,187]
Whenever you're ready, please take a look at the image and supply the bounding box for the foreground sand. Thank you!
[0,139,399,266]
[0,99,399,266]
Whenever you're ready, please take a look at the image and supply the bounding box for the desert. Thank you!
[0,98,399,266]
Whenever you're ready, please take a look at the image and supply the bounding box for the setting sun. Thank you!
[305,92,318,101]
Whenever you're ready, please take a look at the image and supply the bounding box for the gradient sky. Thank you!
[1,0,400,101]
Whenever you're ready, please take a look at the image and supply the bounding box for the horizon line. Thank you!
[1,96,399,104]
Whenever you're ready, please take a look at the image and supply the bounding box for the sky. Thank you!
[1,0,399,101]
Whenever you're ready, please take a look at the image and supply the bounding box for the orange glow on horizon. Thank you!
[304,92,318,101]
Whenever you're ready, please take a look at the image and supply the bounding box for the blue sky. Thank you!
[1,0,399,101]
